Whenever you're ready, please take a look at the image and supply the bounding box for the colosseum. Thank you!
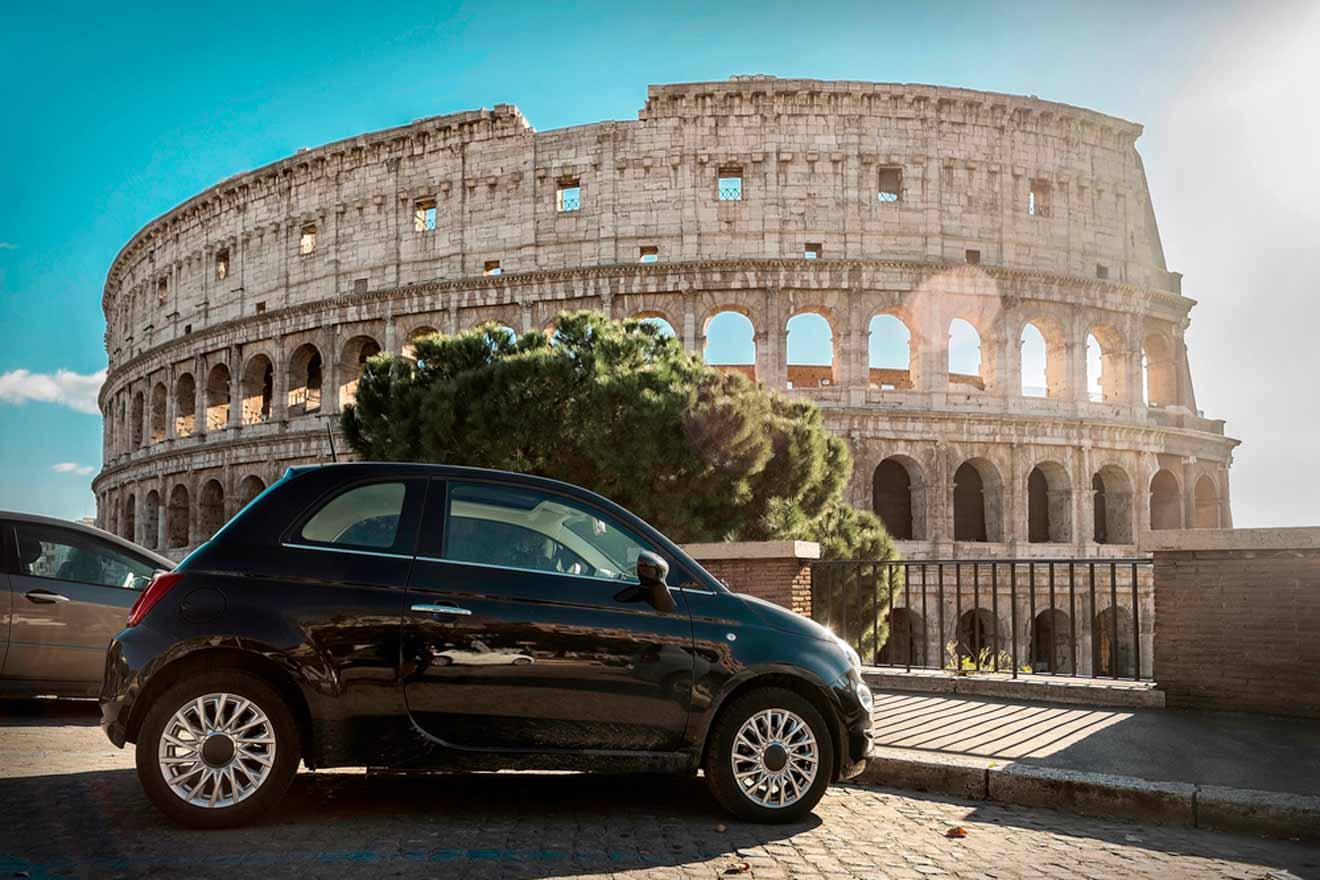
[93,76,1237,572]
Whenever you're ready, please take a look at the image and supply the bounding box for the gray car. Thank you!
[1,511,173,697]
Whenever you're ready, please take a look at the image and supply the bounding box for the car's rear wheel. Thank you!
[135,670,300,828]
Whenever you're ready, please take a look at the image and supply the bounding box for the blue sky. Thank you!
[2,0,1317,526]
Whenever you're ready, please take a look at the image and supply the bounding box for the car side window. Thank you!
[299,482,406,550]
[13,523,157,590]
[443,481,658,583]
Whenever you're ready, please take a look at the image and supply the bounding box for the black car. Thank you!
[100,463,873,827]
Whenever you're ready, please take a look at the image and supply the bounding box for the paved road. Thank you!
[1,700,1317,879]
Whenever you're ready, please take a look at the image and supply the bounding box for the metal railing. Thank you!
[810,558,1154,681]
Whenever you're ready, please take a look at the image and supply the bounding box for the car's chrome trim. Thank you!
[410,603,473,615]
[280,542,412,560]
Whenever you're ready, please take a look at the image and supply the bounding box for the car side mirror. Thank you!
[636,551,675,613]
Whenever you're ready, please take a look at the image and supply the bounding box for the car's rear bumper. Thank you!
[99,624,167,748]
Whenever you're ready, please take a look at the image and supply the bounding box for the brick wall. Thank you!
[1146,529,1320,718]
[681,541,818,618]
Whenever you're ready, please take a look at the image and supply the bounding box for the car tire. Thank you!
[135,670,301,829]
[703,686,834,824]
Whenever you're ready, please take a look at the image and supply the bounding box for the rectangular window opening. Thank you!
[965,249,981,265]
[556,179,581,212]
[414,199,437,232]
[484,260,502,277]
[215,250,229,281]
[184,324,192,335]
[300,224,317,255]
[717,166,743,201]
[1028,181,1052,218]
[1096,263,1110,280]
[353,278,368,294]
[255,301,266,314]
[804,243,821,260]
[877,167,902,203]
[639,246,658,264]
[157,277,168,303]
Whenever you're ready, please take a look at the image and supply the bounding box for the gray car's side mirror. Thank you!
[636,551,675,613]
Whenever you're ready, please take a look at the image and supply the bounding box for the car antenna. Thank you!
[325,421,338,463]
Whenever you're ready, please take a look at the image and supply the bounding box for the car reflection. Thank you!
[430,639,534,667]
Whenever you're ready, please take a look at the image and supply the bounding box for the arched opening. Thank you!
[1031,609,1072,673]
[339,336,382,408]
[166,484,190,549]
[240,354,273,424]
[143,490,160,550]
[1092,465,1134,544]
[872,457,925,540]
[1027,461,1072,543]
[877,609,925,667]
[402,326,439,362]
[637,315,676,338]
[948,319,983,391]
[1194,475,1220,529]
[1020,323,1048,398]
[123,494,136,542]
[1093,605,1135,677]
[868,314,913,390]
[1142,333,1177,408]
[174,373,195,438]
[286,343,323,417]
[109,497,120,537]
[205,364,231,430]
[953,459,1003,542]
[237,475,266,509]
[1149,469,1182,530]
[149,383,167,443]
[785,311,836,389]
[199,479,225,539]
[703,310,757,381]
[955,608,997,663]
[130,392,144,448]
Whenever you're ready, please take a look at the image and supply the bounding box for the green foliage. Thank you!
[342,311,899,644]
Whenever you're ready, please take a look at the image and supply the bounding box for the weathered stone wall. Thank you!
[1144,529,1320,718]
[92,77,1237,558]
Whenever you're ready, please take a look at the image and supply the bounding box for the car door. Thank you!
[402,478,695,753]
[2,520,157,689]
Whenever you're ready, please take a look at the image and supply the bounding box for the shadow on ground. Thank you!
[0,698,100,727]
[0,769,814,879]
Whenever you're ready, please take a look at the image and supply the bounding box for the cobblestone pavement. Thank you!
[1,700,1317,879]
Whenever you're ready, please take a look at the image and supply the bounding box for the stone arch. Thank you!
[877,608,926,667]
[402,326,439,361]
[166,483,190,549]
[130,391,144,448]
[174,373,196,438]
[1027,460,1072,543]
[956,608,998,662]
[1092,464,1135,544]
[1149,468,1183,530]
[1093,604,1136,677]
[702,307,757,381]
[1031,609,1072,673]
[868,313,914,390]
[286,343,323,417]
[148,382,167,443]
[1016,315,1067,399]
[142,489,160,550]
[947,318,984,391]
[237,474,266,509]
[872,455,926,540]
[339,335,382,408]
[205,363,231,430]
[953,458,1004,542]
[1194,474,1221,529]
[240,354,274,424]
[199,479,225,539]
[633,310,677,338]
[1142,332,1177,407]
[785,309,837,388]
[1087,324,1125,403]
[123,493,136,542]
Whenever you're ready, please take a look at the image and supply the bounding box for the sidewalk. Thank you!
[857,684,1320,839]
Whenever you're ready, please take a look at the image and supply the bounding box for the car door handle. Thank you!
[410,603,472,616]
[25,589,71,604]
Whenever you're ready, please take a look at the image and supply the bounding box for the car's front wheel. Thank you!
[135,670,301,828]
[703,686,834,823]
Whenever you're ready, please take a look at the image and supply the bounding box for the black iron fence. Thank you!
[810,558,1154,681]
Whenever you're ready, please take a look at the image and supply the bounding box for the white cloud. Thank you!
[0,368,106,415]
[52,462,95,476]
[0,242,16,250]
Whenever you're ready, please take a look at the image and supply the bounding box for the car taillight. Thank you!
[127,571,184,627]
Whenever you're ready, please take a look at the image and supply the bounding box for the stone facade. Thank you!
[92,77,1237,559]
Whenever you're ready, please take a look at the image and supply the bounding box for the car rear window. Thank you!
[300,482,406,549]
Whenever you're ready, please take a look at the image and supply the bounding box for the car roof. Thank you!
[0,510,176,570]
[288,462,615,498]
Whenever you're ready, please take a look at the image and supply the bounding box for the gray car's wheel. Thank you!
[703,687,834,823]
[135,670,300,829]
